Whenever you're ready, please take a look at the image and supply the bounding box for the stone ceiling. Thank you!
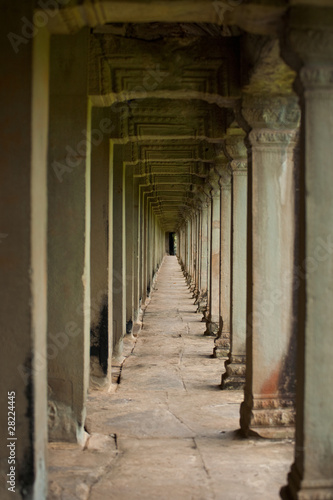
[89,25,239,231]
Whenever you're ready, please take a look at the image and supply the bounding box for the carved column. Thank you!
[190,211,198,293]
[200,184,212,321]
[221,129,248,388]
[213,156,232,358]
[194,208,202,301]
[196,192,210,313]
[240,95,300,438]
[192,208,200,299]
[280,14,333,500]
[194,198,202,303]
[185,217,191,282]
[204,168,221,336]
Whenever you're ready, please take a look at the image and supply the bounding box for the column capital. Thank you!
[300,65,333,90]
[208,168,221,197]
[231,159,248,175]
[242,94,300,130]
[248,128,300,147]
[287,7,333,64]
[216,163,232,189]
[224,126,247,161]
[197,190,209,209]
[214,150,232,190]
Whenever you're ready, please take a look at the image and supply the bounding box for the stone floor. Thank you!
[48,256,294,500]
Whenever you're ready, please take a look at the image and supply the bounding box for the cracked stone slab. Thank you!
[89,438,215,500]
[48,257,293,499]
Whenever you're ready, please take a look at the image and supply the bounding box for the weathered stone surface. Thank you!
[48,257,293,499]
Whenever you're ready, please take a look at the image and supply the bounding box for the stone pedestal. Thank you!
[47,29,91,444]
[221,130,247,388]
[0,10,49,497]
[204,169,221,336]
[280,15,333,500]
[214,158,232,358]
[240,96,300,438]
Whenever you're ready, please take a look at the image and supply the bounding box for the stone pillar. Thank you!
[280,14,333,500]
[90,107,113,390]
[184,218,190,279]
[125,164,134,335]
[133,176,140,325]
[202,189,212,323]
[196,193,209,312]
[141,185,153,305]
[146,202,152,296]
[47,29,90,444]
[240,95,300,438]
[112,145,127,361]
[221,130,248,387]
[0,10,49,496]
[187,214,194,286]
[213,157,232,358]
[193,209,201,300]
[190,212,197,291]
[204,168,221,336]
[138,183,145,315]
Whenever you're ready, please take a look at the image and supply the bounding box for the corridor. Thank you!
[49,256,292,500]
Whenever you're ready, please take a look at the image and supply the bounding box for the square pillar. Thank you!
[0,10,49,497]
[125,164,134,335]
[133,176,141,325]
[90,107,113,390]
[47,29,91,444]
[112,144,129,361]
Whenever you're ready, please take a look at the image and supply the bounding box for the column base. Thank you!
[204,320,219,337]
[240,391,295,438]
[196,290,208,311]
[48,400,87,445]
[194,289,206,305]
[221,355,245,390]
[213,332,230,358]
[280,464,333,500]
[112,338,124,363]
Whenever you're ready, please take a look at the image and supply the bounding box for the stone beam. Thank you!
[89,33,240,106]
[42,1,238,34]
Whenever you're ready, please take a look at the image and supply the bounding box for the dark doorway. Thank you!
[169,232,176,255]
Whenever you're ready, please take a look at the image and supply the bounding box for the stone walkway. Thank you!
[49,256,293,500]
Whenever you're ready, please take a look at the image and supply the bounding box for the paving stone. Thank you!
[48,256,293,499]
